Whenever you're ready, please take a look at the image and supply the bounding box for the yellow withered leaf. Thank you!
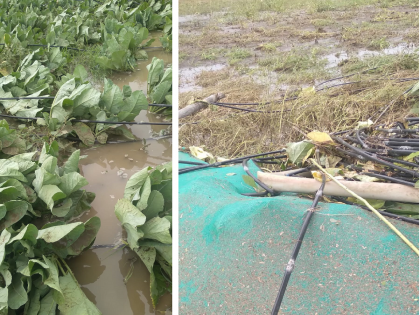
[307,131,334,144]
[311,171,331,182]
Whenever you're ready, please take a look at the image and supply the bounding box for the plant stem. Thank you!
[311,158,419,256]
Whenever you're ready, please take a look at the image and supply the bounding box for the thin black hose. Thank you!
[271,165,326,315]
[0,43,84,51]
[179,160,207,165]
[360,172,416,186]
[213,96,298,106]
[315,67,378,87]
[0,114,171,125]
[179,149,286,174]
[353,129,367,149]
[285,167,312,177]
[377,155,419,168]
[0,97,172,108]
[375,128,418,134]
[364,148,418,156]
[332,136,419,177]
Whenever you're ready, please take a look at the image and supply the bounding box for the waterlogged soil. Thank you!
[67,48,172,315]
[179,4,418,96]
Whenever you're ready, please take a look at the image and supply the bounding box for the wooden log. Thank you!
[179,93,225,119]
[258,171,419,203]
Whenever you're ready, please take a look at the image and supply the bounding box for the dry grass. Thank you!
[179,0,419,161]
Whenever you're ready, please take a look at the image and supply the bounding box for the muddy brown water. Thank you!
[67,48,172,314]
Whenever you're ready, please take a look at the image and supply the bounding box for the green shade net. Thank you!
[179,151,419,314]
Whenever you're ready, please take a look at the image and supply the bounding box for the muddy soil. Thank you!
[67,48,172,314]
[179,5,418,96]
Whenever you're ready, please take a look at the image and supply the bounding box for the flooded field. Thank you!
[68,48,172,314]
[178,1,419,158]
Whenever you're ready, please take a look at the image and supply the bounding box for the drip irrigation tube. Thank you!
[242,159,275,196]
[360,172,416,187]
[332,136,419,177]
[179,149,286,175]
[376,128,419,134]
[0,114,172,125]
[0,43,84,51]
[179,160,207,165]
[0,97,172,108]
[315,67,378,87]
[364,148,418,156]
[213,96,298,106]
[271,164,326,315]
[378,155,419,168]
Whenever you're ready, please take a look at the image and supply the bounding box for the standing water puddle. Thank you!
[179,63,226,93]
[67,48,172,314]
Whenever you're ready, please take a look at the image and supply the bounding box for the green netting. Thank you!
[179,151,419,314]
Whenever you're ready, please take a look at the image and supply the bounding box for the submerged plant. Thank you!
[115,162,172,308]
[0,138,101,313]
[147,57,172,115]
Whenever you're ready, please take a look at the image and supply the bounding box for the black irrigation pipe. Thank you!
[336,147,367,161]
[386,137,419,142]
[316,77,418,93]
[179,149,286,175]
[377,155,419,168]
[332,197,419,225]
[66,134,171,144]
[0,43,84,51]
[252,155,287,161]
[211,102,289,113]
[375,128,419,134]
[385,141,419,147]
[364,148,418,156]
[213,96,298,106]
[406,117,419,121]
[408,121,419,126]
[179,160,207,165]
[285,166,312,177]
[271,166,326,315]
[387,145,419,150]
[242,159,276,196]
[73,119,172,125]
[332,136,419,177]
[360,172,416,187]
[315,67,378,88]
[347,165,416,180]
[0,97,172,108]
[0,114,172,125]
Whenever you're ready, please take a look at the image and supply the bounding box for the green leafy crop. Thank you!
[115,162,172,308]
[0,137,101,313]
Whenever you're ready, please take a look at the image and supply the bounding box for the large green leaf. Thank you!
[8,273,28,310]
[124,168,149,200]
[141,217,172,244]
[134,246,156,273]
[286,141,315,164]
[58,172,88,196]
[142,190,164,220]
[55,273,101,315]
[38,185,66,211]
[72,122,95,147]
[115,199,146,227]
